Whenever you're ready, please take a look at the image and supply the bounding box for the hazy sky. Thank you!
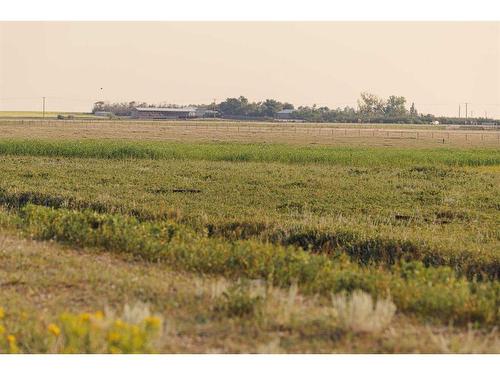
[1,22,499,117]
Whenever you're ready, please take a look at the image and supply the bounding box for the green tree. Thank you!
[92,101,105,113]
[261,99,283,117]
[217,97,249,116]
[357,92,385,117]
[410,102,418,116]
[384,95,408,117]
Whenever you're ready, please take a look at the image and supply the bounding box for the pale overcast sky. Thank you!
[0,22,499,117]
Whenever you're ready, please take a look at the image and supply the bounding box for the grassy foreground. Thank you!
[2,234,498,353]
[1,204,498,325]
[0,139,499,353]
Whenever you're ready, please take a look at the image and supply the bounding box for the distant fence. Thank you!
[1,119,499,145]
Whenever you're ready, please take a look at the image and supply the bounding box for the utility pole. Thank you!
[42,97,46,119]
[458,104,461,118]
[212,98,217,117]
[465,102,468,123]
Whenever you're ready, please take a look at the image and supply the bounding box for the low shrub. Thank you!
[331,291,396,333]
[14,204,500,326]
[214,282,264,319]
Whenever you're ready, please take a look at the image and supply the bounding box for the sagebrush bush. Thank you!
[331,291,396,333]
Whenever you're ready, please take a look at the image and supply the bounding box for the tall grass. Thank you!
[8,204,499,326]
[0,186,497,279]
[0,139,498,167]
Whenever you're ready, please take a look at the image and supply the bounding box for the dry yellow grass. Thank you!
[0,119,498,148]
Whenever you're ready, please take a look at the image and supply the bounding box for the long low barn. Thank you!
[131,107,197,119]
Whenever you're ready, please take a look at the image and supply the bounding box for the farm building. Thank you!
[131,107,197,119]
[275,109,297,120]
[94,111,113,117]
[195,108,220,118]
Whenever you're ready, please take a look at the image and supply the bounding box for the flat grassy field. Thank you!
[0,111,101,119]
[1,119,498,147]
[0,118,500,149]
[0,132,499,353]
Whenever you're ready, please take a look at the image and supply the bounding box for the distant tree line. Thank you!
[92,101,186,116]
[92,97,295,118]
[288,93,438,124]
[92,93,498,124]
[215,97,294,118]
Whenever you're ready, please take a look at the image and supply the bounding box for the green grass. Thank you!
[1,204,498,325]
[0,139,498,352]
[0,143,498,279]
[0,139,498,167]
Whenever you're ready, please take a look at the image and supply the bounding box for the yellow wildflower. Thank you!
[107,331,121,342]
[7,335,19,353]
[144,316,161,330]
[131,325,141,336]
[94,311,104,320]
[109,346,122,354]
[47,323,61,337]
[80,313,91,322]
[0,307,4,320]
[0,324,5,335]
